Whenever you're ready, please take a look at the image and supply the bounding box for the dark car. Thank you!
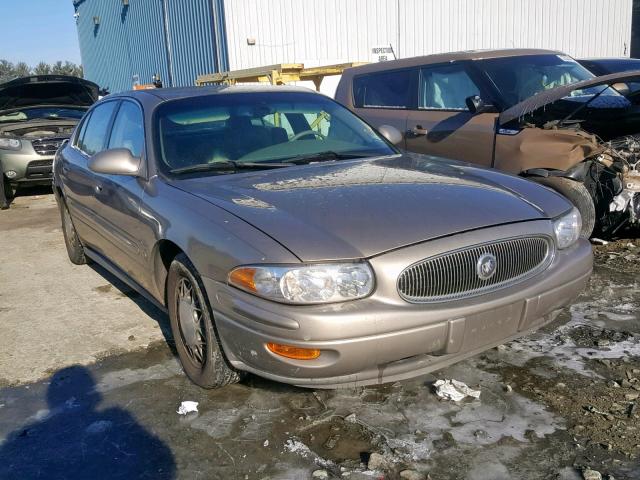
[53,86,591,389]
[336,49,640,237]
[0,75,98,197]
[579,57,640,98]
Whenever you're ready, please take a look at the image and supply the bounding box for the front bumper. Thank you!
[1,149,54,184]
[203,222,593,388]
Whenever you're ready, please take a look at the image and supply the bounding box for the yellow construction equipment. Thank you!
[195,62,367,91]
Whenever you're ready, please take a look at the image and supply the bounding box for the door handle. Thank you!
[94,184,103,194]
[407,125,428,137]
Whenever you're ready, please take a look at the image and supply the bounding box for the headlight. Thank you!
[228,263,375,304]
[552,207,581,249]
[0,137,21,150]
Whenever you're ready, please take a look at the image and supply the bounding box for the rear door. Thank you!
[350,68,415,146]
[405,63,497,167]
[61,100,119,248]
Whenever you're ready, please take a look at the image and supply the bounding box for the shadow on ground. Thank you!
[0,366,176,480]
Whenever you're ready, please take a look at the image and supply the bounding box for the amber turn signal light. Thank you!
[228,267,257,292]
[266,343,321,360]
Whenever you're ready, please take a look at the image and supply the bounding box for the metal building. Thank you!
[74,0,634,94]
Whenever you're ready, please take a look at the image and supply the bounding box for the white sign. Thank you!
[370,45,396,63]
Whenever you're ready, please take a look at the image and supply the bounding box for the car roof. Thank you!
[579,57,640,62]
[109,84,316,104]
[343,48,564,75]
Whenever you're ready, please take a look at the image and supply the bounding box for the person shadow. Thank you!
[0,366,176,480]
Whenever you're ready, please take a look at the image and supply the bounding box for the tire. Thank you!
[60,199,88,265]
[3,175,14,200]
[533,177,596,239]
[167,253,242,389]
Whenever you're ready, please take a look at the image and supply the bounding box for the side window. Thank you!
[353,70,412,109]
[73,112,92,149]
[80,101,118,156]
[419,64,481,110]
[108,101,144,157]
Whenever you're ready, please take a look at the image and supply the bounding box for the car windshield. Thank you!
[479,54,622,108]
[156,91,396,174]
[0,106,86,123]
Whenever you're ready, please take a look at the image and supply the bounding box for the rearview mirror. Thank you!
[88,148,141,176]
[377,124,403,145]
[465,95,496,114]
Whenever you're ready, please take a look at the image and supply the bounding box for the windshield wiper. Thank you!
[279,151,372,165]
[169,160,291,175]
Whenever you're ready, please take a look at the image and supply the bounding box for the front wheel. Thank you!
[533,177,596,239]
[167,253,243,389]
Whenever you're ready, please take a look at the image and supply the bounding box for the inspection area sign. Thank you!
[370,45,396,62]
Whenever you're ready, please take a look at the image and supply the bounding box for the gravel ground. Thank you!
[0,192,639,479]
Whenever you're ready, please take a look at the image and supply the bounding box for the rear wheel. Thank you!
[167,253,242,389]
[533,176,596,239]
[60,199,88,265]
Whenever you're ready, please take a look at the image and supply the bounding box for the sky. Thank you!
[0,0,81,66]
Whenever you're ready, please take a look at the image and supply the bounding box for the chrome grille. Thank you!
[31,137,66,156]
[397,236,553,303]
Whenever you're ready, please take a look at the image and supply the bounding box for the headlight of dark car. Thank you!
[229,262,375,304]
[0,137,21,150]
[552,207,582,249]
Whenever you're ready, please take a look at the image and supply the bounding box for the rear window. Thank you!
[353,70,412,109]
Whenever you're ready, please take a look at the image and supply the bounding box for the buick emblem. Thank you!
[476,253,497,280]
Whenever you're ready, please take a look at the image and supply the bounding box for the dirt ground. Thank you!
[0,191,639,480]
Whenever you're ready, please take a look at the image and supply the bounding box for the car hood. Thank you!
[0,75,99,112]
[170,154,571,261]
[499,70,640,126]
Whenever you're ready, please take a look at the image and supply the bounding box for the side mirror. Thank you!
[612,82,631,96]
[465,95,497,114]
[377,124,403,145]
[88,148,141,176]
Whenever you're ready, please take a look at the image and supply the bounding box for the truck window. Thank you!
[419,64,480,110]
[353,70,411,109]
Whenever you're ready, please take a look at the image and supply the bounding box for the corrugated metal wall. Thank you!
[223,0,632,94]
[223,0,398,68]
[397,0,632,59]
[76,0,633,93]
[75,0,226,92]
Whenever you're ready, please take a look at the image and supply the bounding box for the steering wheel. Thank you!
[289,130,326,141]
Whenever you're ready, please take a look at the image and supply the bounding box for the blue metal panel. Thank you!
[74,0,228,92]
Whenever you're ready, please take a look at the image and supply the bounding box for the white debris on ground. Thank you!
[176,400,199,415]
[433,379,481,401]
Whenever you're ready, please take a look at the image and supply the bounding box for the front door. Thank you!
[405,63,497,167]
[90,100,148,284]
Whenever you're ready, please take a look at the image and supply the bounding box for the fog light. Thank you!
[5,170,17,179]
[266,343,321,360]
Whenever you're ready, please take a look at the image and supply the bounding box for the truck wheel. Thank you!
[167,253,243,389]
[534,177,596,239]
[60,200,88,265]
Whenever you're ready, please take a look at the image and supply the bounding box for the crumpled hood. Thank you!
[171,154,571,261]
[0,75,98,112]
[499,70,640,125]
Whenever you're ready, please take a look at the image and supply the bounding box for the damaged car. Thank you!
[53,86,592,389]
[0,75,99,196]
[336,49,640,237]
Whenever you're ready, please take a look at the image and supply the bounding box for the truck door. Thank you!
[350,68,414,147]
[405,63,497,167]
